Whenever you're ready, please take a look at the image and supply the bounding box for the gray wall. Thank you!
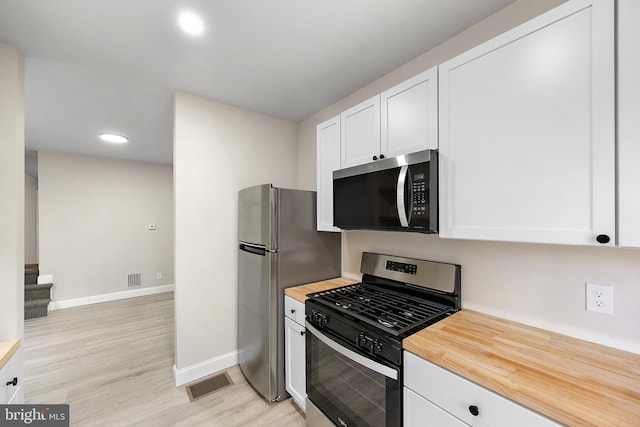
[38,151,174,302]
[24,174,37,265]
[173,91,298,372]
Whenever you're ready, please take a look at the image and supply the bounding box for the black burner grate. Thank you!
[310,284,451,336]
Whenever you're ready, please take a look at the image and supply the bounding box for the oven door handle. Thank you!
[306,322,398,380]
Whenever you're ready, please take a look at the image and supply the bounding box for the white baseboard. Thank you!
[49,284,175,310]
[173,351,238,387]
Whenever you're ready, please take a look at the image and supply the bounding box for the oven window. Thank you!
[307,330,400,427]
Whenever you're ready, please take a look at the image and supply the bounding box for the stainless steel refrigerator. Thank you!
[237,184,341,402]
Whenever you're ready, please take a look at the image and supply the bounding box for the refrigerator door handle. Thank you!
[239,242,277,255]
[239,243,267,256]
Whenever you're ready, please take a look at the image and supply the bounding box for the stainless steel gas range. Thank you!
[304,252,461,427]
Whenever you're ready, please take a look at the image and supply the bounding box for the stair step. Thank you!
[25,298,50,320]
[25,298,51,307]
[25,283,53,302]
[25,283,53,291]
[25,271,38,285]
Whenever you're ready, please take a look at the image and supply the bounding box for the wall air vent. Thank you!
[128,273,141,287]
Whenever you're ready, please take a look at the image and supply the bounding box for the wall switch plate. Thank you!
[156,272,162,280]
[586,283,614,315]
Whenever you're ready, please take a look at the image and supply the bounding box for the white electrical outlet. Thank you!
[586,283,613,315]
[156,272,162,280]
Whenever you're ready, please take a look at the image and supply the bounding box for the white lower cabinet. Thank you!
[405,387,468,427]
[404,352,559,427]
[0,347,22,405]
[284,296,306,411]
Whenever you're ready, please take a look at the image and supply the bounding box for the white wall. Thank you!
[173,91,298,373]
[0,42,25,341]
[297,0,640,354]
[343,232,640,353]
[25,174,38,265]
[38,151,174,302]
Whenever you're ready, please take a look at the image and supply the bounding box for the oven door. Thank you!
[306,322,401,427]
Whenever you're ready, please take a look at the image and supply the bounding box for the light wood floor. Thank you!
[23,292,305,427]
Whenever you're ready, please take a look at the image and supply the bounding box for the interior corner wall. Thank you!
[38,151,174,302]
[25,174,38,265]
[173,91,298,370]
[0,42,25,341]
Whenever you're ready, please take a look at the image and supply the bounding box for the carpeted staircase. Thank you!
[24,265,53,320]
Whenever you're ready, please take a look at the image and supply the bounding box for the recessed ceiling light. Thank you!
[100,133,128,144]
[178,11,204,36]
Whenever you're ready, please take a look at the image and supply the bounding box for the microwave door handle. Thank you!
[396,165,409,227]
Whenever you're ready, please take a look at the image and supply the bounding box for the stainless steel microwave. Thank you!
[333,150,438,233]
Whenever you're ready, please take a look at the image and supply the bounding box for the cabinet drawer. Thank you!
[404,352,559,427]
[284,295,305,325]
[0,348,21,404]
[405,387,468,427]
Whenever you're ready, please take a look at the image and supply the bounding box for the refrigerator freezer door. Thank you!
[238,184,277,249]
[237,243,279,401]
[277,189,342,288]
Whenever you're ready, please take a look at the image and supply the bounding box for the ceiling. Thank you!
[0,0,516,168]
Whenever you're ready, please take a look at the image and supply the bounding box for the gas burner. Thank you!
[378,318,399,328]
[311,283,452,335]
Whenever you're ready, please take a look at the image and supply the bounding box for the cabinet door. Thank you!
[381,67,438,158]
[340,95,381,168]
[617,0,640,247]
[316,116,341,232]
[0,348,21,405]
[438,0,615,246]
[284,316,306,412]
[405,387,469,427]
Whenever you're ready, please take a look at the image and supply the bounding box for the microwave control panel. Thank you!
[410,164,429,221]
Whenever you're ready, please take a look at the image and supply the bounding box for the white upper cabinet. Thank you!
[617,0,640,248]
[340,95,381,168]
[381,67,438,159]
[438,0,615,246]
[340,67,439,169]
[316,115,341,232]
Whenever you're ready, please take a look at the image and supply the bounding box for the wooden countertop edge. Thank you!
[284,277,359,303]
[403,310,640,426]
[0,340,20,369]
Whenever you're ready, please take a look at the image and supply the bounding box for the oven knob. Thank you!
[373,340,383,354]
[311,311,325,326]
[356,332,367,347]
[313,312,328,327]
[320,314,328,327]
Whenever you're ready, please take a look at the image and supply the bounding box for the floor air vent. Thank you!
[186,372,234,402]
[127,273,141,287]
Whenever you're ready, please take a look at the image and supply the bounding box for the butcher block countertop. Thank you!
[284,277,358,303]
[404,310,640,426]
[0,340,19,370]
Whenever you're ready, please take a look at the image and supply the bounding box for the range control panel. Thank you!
[386,260,417,275]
